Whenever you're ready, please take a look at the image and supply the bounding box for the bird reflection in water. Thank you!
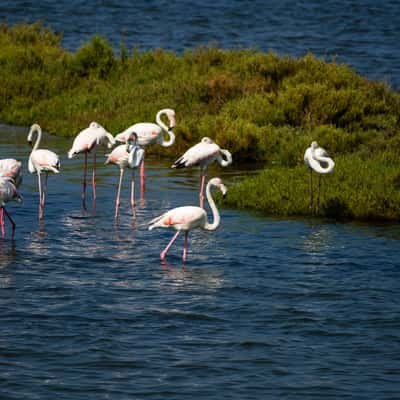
[0,240,17,288]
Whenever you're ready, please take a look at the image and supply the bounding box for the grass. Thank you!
[1,22,400,221]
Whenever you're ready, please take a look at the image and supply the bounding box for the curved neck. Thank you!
[218,149,232,167]
[204,183,220,231]
[28,124,42,151]
[311,150,335,174]
[156,110,175,147]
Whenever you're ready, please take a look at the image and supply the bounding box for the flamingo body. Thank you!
[0,158,22,187]
[172,137,232,208]
[149,177,227,262]
[0,177,23,238]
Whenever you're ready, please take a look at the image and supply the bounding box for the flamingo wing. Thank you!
[172,141,220,169]
[149,206,206,230]
[31,149,60,173]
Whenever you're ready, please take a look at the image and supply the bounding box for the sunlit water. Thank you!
[1,0,400,89]
[0,125,399,399]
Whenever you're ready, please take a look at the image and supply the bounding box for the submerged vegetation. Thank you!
[1,22,400,221]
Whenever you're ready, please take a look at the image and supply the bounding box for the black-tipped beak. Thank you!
[28,140,33,147]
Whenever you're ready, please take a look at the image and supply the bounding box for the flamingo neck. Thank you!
[156,110,175,147]
[218,149,233,167]
[29,124,42,151]
[311,149,335,174]
[204,182,220,231]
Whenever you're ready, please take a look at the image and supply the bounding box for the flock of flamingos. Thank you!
[0,108,334,262]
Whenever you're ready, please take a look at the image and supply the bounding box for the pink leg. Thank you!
[115,168,124,220]
[182,231,189,263]
[92,149,97,211]
[199,170,206,208]
[160,230,180,261]
[82,152,88,210]
[0,207,5,238]
[140,151,145,200]
[37,172,43,220]
[3,207,16,239]
[130,173,136,218]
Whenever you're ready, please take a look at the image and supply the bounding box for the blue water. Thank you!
[0,126,400,399]
[1,0,400,89]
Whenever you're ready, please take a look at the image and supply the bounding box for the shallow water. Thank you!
[0,126,399,399]
[1,0,400,89]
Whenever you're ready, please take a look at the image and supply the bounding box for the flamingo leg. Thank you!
[0,207,5,238]
[309,169,313,213]
[3,207,15,239]
[316,175,321,215]
[130,172,136,218]
[160,230,180,261]
[182,231,189,263]
[92,148,97,211]
[199,169,206,209]
[82,152,88,210]
[140,150,145,200]
[115,168,124,220]
[37,172,43,220]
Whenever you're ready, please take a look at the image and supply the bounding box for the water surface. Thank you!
[0,126,399,399]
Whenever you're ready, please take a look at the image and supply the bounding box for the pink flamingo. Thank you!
[172,137,232,208]
[0,177,23,239]
[149,177,227,262]
[105,132,145,220]
[68,122,115,210]
[0,158,22,188]
[27,124,60,219]
[115,109,176,196]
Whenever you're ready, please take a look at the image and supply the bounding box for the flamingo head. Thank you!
[165,109,176,130]
[201,137,215,145]
[209,177,227,198]
[311,141,319,150]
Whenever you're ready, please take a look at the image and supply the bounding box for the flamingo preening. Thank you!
[68,122,115,211]
[105,132,145,220]
[115,109,176,196]
[149,177,227,263]
[0,177,23,238]
[304,141,335,214]
[172,137,232,208]
[27,124,60,220]
[0,158,22,188]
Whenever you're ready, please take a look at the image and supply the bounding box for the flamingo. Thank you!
[68,122,115,210]
[149,177,227,262]
[115,109,176,195]
[27,124,60,220]
[304,141,335,214]
[172,137,232,208]
[0,177,23,239]
[0,158,22,188]
[105,132,145,220]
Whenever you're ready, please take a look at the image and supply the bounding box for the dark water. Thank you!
[1,0,400,89]
[0,126,400,399]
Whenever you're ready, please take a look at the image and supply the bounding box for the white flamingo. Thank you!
[0,177,23,238]
[27,124,60,220]
[304,141,335,214]
[115,109,176,196]
[105,132,145,220]
[149,177,227,262]
[68,122,115,210]
[0,158,22,188]
[172,137,232,208]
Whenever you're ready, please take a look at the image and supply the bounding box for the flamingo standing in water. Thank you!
[105,132,145,220]
[0,177,23,238]
[68,122,115,210]
[0,158,22,188]
[115,109,176,196]
[304,141,335,214]
[172,137,232,208]
[149,177,227,262]
[27,124,60,220]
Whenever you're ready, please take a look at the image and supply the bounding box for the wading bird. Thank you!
[0,177,23,238]
[68,122,115,211]
[105,132,145,220]
[304,141,335,214]
[172,137,232,208]
[0,158,22,188]
[27,124,60,220]
[148,177,227,263]
[115,109,176,196]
